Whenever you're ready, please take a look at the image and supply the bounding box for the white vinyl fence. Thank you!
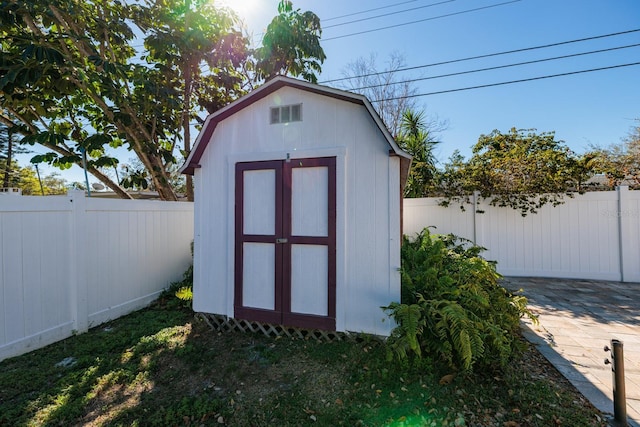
[0,191,194,361]
[404,187,640,283]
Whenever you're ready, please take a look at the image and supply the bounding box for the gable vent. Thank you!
[270,104,302,124]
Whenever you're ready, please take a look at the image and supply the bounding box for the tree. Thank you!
[254,0,325,84]
[339,53,447,196]
[0,158,68,195]
[119,157,186,195]
[0,123,9,188]
[136,0,248,201]
[339,52,420,138]
[1,0,325,200]
[589,119,640,188]
[436,128,594,216]
[0,122,29,188]
[396,109,441,198]
[2,0,139,198]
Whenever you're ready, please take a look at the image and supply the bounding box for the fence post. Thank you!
[472,191,481,245]
[617,186,630,282]
[68,190,89,334]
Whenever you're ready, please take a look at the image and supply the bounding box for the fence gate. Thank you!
[234,157,336,330]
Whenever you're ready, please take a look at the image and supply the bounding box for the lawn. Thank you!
[0,299,607,427]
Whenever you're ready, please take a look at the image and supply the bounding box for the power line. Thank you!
[323,0,419,22]
[354,43,640,91]
[135,2,428,46]
[323,0,456,29]
[371,61,640,101]
[321,28,640,83]
[322,0,521,42]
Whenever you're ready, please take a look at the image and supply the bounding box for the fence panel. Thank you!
[404,197,475,241]
[403,189,639,282]
[476,192,621,281]
[0,192,193,361]
[82,198,194,327]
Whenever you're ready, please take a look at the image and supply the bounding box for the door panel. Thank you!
[242,243,275,310]
[291,166,328,237]
[235,157,336,330]
[243,169,276,235]
[290,244,328,316]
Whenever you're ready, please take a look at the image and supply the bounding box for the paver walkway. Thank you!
[503,277,640,427]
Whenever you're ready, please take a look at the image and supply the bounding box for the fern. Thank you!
[175,286,193,301]
[385,228,534,372]
[383,302,424,360]
[426,299,484,371]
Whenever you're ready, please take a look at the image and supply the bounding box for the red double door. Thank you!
[234,157,336,330]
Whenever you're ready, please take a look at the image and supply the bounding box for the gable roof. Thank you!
[179,75,412,178]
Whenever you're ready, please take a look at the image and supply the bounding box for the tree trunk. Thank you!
[2,127,11,188]
[147,153,179,201]
[183,67,194,201]
[183,0,194,202]
[87,165,133,199]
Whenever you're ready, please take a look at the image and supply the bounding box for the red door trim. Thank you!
[234,160,283,325]
[281,157,336,330]
[235,157,336,331]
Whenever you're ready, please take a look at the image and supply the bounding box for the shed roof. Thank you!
[179,75,412,179]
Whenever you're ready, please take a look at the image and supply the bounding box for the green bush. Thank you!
[162,242,194,309]
[383,228,536,372]
[161,263,193,309]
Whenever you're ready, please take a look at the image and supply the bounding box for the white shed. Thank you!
[180,76,411,336]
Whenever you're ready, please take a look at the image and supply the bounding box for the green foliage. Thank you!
[588,118,640,188]
[1,0,327,199]
[397,109,441,198]
[175,285,193,301]
[434,128,595,216]
[163,242,193,309]
[0,158,69,195]
[384,228,537,372]
[255,0,326,83]
[163,263,193,309]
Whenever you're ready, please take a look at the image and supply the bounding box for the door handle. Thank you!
[276,238,288,244]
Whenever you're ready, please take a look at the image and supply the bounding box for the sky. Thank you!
[20,0,640,185]
[228,0,640,163]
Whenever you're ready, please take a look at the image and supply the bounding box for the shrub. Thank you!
[162,241,194,309]
[383,228,536,372]
[161,264,193,309]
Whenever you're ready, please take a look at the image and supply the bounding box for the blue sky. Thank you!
[21,0,640,185]
[233,0,640,164]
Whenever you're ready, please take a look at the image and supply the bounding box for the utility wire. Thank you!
[354,43,640,90]
[132,2,428,45]
[323,0,456,29]
[371,61,640,101]
[321,28,640,83]
[322,0,521,42]
[323,0,419,22]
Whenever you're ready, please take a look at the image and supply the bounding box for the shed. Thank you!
[180,76,411,336]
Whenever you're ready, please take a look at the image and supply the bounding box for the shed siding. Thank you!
[193,86,400,336]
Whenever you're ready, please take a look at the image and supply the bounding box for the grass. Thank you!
[0,298,608,427]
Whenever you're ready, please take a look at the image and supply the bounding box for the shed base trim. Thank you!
[196,313,379,343]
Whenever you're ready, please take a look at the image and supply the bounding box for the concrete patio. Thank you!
[504,277,640,427]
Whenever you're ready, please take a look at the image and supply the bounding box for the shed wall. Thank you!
[193,87,400,336]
